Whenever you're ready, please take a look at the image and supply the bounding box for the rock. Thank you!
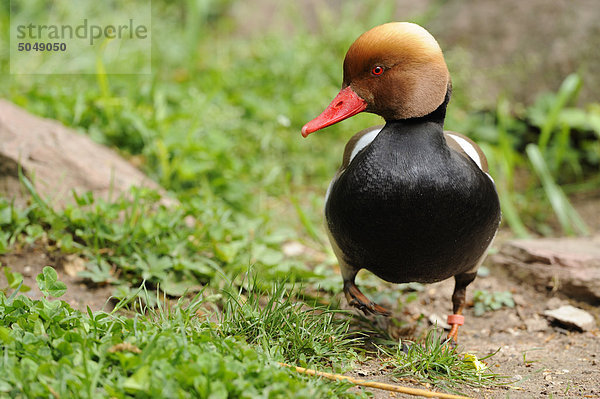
[0,100,164,206]
[543,305,596,332]
[62,255,86,277]
[490,237,600,304]
[428,313,451,330]
[546,297,568,309]
[524,315,549,332]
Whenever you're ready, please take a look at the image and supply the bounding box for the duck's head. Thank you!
[302,22,450,137]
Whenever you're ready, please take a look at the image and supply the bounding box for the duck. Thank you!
[301,22,501,341]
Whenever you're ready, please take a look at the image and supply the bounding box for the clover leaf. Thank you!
[36,266,67,298]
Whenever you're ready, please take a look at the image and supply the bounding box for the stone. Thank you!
[0,100,164,206]
[524,315,549,332]
[428,313,451,330]
[490,237,600,304]
[543,305,596,332]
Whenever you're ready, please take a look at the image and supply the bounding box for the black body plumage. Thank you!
[325,116,501,284]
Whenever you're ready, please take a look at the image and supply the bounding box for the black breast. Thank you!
[325,121,501,283]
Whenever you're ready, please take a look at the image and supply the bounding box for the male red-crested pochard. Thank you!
[302,22,501,341]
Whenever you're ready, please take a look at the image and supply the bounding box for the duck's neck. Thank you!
[385,86,450,128]
[376,89,451,154]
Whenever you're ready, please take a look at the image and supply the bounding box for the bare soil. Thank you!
[0,245,113,312]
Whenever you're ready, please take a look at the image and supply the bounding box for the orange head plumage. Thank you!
[303,22,450,137]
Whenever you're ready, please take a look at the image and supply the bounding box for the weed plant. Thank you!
[218,276,363,368]
[381,329,506,391]
[0,267,361,398]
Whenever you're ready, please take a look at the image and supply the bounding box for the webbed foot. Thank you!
[343,280,391,316]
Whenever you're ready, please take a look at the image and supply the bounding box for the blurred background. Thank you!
[1,0,599,292]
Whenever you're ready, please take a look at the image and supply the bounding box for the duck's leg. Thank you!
[447,271,477,341]
[342,266,391,316]
[327,227,391,316]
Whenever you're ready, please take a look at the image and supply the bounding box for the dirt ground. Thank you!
[0,246,113,312]
[1,242,599,398]
[343,268,599,398]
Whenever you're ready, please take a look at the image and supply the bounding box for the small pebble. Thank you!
[428,313,450,329]
[544,305,596,332]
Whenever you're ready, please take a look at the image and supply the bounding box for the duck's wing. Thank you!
[443,130,489,173]
[325,125,384,204]
[340,125,385,172]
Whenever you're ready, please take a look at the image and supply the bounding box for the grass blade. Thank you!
[6,279,24,304]
[480,141,530,238]
[291,196,323,243]
[498,188,530,238]
[526,144,589,235]
[18,167,55,216]
[538,74,582,152]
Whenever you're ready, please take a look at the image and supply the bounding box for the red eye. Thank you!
[371,66,384,76]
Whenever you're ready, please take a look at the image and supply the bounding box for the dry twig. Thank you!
[279,363,472,399]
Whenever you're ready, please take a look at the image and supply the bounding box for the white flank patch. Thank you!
[349,127,383,163]
[447,133,482,170]
[325,127,383,204]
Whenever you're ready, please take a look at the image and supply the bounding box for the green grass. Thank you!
[218,276,362,368]
[381,329,505,391]
[0,268,362,398]
[1,266,509,397]
[1,0,599,396]
[0,175,335,301]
